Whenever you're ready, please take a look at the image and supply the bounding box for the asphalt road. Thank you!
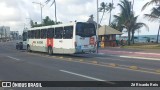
[0,41,160,90]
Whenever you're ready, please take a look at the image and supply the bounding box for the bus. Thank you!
[22,22,96,54]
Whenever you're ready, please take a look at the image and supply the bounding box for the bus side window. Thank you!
[47,28,54,38]
[64,26,73,39]
[35,30,40,39]
[31,30,35,39]
[41,29,47,39]
[55,27,63,39]
[28,31,30,39]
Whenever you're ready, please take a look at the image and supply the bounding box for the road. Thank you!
[0,41,160,90]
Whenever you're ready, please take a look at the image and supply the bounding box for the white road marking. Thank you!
[100,50,160,56]
[120,56,160,61]
[60,70,105,81]
[7,56,20,61]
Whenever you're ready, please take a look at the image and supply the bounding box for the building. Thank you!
[10,31,19,40]
[98,25,122,47]
[0,26,10,41]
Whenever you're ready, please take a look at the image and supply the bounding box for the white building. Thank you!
[0,26,10,39]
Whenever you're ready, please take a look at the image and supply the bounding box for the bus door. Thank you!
[62,26,74,53]
[54,27,63,53]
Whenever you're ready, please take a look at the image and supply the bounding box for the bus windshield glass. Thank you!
[76,22,96,37]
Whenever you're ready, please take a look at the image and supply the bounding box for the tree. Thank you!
[130,16,149,44]
[30,16,61,28]
[108,0,115,25]
[142,0,160,43]
[87,14,101,29]
[99,1,115,25]
[111,14,125,32]
[112,0,148,45]
[99,2,109,24]
[45,0,57,23]
[117,0,133,45]
[43,16,55,26]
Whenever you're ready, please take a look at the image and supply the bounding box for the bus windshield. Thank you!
[76,22,96,37]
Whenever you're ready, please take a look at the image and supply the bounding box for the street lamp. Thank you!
[32,2,44,25]
[96,0,99,53]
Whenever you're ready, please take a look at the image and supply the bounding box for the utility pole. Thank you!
[54,1,57,23]
[32,2,44,25]
[96,0,99,53]
[5,27,6,41]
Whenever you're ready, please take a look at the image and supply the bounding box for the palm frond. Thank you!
[142,2,150,11]
[45,0,51,4]
[151,6,160,16]
[142,0,160,11]
[45,0,55,6]
[144,14,159,22]
[131,22,149,34]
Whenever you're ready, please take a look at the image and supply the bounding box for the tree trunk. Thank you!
[100,11,105,24]
[131,30,135,44]
[132,31,135,44]
[156,24,160,43]
[128,29,131,45]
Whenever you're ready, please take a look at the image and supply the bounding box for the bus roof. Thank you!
[27,22,90,31]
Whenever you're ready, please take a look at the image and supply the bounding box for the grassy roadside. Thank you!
[122,43,160,49]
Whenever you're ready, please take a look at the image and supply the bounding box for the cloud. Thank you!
[0,0,158,35]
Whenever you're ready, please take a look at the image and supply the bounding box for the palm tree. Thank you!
[108,0,115,25]
[142,0,160,43]
[45,0,57,23]
[130,16,149,44]
[99,1,115,25]
[99,2,108,24]
[117,0,133,45]
[113,0,148,45]
[112,14,125,32]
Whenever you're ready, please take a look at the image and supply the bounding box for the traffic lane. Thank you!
[38,53,160,70]
[1,56,160,90]
[2,41,160,70]
[1,46,160,77]
[75,53,160,70]
[3,51,160,81]
[0,56,95,81]
[1,43,160,80]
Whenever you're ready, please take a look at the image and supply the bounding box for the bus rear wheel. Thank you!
[48,47,53,55]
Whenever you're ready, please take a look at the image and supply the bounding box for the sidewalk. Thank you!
[98,47,160,59]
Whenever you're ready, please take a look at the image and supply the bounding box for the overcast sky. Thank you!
[0,0,159,35]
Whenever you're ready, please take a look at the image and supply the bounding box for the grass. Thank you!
[122,43,160,49]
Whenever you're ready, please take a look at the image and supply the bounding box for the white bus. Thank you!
[22,22,96,54]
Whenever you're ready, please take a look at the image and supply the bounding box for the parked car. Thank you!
[16,42,23,50]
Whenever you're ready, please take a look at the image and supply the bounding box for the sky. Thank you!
[0,0,159,35]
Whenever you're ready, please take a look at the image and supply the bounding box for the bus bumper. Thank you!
[75,48,96,54]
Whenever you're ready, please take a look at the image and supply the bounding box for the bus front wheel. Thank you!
[48,47,53,55]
